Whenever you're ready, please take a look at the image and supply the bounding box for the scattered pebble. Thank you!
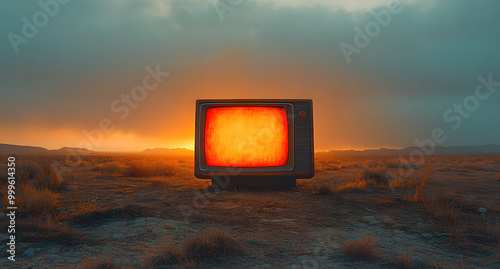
[420,233,433,240]
[479,207,487,216]
[379,215,395,225]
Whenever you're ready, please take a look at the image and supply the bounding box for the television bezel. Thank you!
[197,102,295,172]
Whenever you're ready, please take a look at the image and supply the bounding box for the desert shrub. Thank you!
[336,180,374,193]
[414,190,500,252]
[93,162,127,176]
[185,229,244,261]
[16,160,41,180]
[421,192,463,224]
[412,166,431,201]
[126,162,176,177]
[33,161,65,190]
[381,159,401,169]
[148,230,243,268]
[14,184,60,214]
[14,216,86,244]
[343,235,379,260]
[359,166,390,185]
[149,241,187,267]
[72,204,152,225]
[314,183,335,195]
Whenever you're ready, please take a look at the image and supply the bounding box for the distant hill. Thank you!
[319,144,500,156]
[142,148,193,156]
[2,143,499,156]
[0,143,93,155]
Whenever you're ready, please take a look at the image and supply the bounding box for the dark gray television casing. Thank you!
[195,99,314,180]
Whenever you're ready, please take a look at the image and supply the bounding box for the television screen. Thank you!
[204,106,289,167]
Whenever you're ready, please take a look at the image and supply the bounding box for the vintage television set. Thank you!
[195,99,314,188]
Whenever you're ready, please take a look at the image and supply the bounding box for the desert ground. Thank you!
[0,154,499,268]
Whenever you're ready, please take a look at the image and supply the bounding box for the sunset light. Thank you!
[204,107,289,167]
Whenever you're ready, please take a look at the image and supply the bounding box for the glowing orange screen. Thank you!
[205,107,289,167]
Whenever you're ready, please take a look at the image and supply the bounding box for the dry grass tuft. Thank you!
[343,235,380,260]
[185,229,244,261]
[148,229,243,268]
[149,241,187,267]
[359,165,391,185]
[33,161,65,190]
[14,216,86,244]
[14,184,60,214]
[411,165,432,202]
[126,162,177,177]
[93,162,127,176]
[72,204,153,226]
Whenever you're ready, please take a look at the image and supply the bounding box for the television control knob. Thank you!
[299,111,307,118]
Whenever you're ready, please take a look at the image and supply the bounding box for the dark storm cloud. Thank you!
[0,0,499,149]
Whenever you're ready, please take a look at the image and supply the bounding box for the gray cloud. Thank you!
[1,0,499,150]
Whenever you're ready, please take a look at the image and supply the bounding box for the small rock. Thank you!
[22,248,35,257]
[66,185,79,191]
[369,220,379,226]
[365,208,374,212]
[392,223,402,229]
[112,234,126,239]
[432,232,444,237]
[316,223,322,226]
[0,212,7,219]
[359,216,375,223]
[379,215,395,225]
[479,207,487,216]
[420,233,433,239]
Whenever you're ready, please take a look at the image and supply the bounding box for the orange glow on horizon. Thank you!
[204,107,288,167]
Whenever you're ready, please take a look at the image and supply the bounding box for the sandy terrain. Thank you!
[0,154,499,268]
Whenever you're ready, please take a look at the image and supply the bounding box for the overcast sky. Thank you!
[1,0,499,151]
